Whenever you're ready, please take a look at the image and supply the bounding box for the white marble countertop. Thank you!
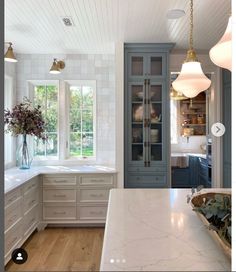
[100,189,231,271]
[5,165,116,193]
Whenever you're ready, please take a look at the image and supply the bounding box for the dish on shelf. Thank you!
[150,129,159,143]
[137,91,143,99]
[132,105,143,122]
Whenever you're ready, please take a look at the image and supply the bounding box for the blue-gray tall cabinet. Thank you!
[124,43,174,188]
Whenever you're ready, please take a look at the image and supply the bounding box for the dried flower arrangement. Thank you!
[4,97,47,140]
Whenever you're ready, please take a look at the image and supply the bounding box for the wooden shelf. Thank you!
[181,112,206,115]
[182,124,206,127]
[181,100,206,104]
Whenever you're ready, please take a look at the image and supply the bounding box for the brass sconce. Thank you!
[4,42,18,62]
[49,58,65,74]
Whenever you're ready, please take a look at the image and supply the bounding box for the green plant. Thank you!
[193,194,231,245]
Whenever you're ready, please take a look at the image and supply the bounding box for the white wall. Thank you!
[15,53,116,166]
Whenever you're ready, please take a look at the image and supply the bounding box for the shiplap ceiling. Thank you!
[5,0,231,54]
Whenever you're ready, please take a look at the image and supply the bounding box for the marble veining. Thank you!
[5,165,116,193]
[100,189,231,271]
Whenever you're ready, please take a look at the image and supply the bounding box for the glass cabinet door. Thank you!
[130,83,145,162]
[149,83,163,162]
[128,54,146,78]
[147,54,165,77]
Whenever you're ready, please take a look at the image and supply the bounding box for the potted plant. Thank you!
[4,97,47,169]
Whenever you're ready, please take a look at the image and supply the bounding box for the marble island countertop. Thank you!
[5,165,116,193]
[100,189,231,271]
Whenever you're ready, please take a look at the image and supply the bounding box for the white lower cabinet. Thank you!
[42,174,116,223]
[5,172,116,265]
[4,176,39,264]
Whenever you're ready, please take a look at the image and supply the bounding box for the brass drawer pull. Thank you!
[90,193,104,197]
[53,211,66,215]
[53,194,66,197]
[29,199,36,206]
[90,211,103,215]
[90,179,105,182]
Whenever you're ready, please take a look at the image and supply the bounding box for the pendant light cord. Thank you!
[189,0,193,50]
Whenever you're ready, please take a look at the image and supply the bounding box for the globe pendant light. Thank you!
[172,0,211,98]
[209,16,231,71]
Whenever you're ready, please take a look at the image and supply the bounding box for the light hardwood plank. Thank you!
[5,227,104,272]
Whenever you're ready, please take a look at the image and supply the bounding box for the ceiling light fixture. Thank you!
[49,59,65,74]
[62,17,74,27]
[209,16,231,71]
[4,42,18,62]
[172,0,211,98]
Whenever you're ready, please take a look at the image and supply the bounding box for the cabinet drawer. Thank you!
[24,188,38,214]
[78,205,107,220]
[128,166,166,173]
[43,189,76,203]
[5,219,22,256]
[5,198,23,231]
[43,205,76,220]
[23,205,38,237]
[5,188,22,208]
[43,176,76,186]
[128,174,167,186]
[79,188,110,203]
[79,175,114,186]
[23,178,38,194]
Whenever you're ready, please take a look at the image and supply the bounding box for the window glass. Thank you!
[33,85,58,158]
[69,85,95,158]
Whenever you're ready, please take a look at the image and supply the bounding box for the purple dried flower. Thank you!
[4,97,47,141]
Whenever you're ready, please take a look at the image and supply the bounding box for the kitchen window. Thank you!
[29,80,96,163]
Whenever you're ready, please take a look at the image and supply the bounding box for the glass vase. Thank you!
[16,134,33,169]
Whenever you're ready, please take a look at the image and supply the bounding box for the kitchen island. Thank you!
[100,189,230,271]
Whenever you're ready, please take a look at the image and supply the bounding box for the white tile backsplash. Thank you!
[15,53,116,166]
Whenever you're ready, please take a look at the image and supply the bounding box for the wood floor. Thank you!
[6,227,104,272]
